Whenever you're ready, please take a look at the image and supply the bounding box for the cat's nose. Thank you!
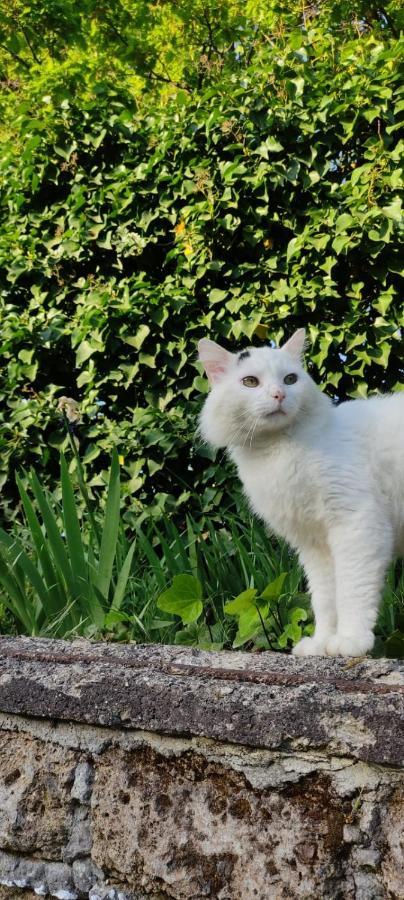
[271,388,285,403]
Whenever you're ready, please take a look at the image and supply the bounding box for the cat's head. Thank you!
[198,329,321,449]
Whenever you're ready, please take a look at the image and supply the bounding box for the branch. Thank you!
[21,26,40,64]
[0,40,31,70]
[201,4,219,55]
[147,69,190,92]
[104,18,129,46]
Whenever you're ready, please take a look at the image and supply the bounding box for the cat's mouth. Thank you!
[264,408,286,417]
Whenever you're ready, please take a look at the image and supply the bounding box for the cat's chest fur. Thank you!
[231,439,328,547]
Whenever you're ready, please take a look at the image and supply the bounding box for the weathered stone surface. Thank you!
[0,731,77,858]
[72,860,102,896]
[0,889,39,900]
[0,638,402,899]
[63,806,92,863]
[90,743,404,900]
[71,763,93,805]
[0,637,403,765]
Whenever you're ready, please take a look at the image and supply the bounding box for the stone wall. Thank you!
[0,637,402,900]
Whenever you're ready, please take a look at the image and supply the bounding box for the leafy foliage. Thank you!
[0,451,136,635]
[0,2,403,522]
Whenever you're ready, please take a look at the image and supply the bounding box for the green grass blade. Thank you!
[0,549,34,632]
[136,529,166,590]
[16,473,66,614]
[28,470,77,599]
[163,519,190,570]
[111,538,137,611]
[60,454,89,601]
[85,542,106,627]
[130,610,149,638]
[95,450,121,600]
[152,525,184,576]
[0,528,51,620]
[186,515,199,580]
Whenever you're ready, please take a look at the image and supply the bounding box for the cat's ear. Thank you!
[280,328,306,361]
[198,338,235,384]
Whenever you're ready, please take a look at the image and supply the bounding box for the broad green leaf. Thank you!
[335,213,354,233]
[260,573,287,601]
[286,237,299,262]
[224,588,258,616]
[233,608,263,647]
[157,574,203,624]
[208,289,227,305]
[123,324,150,350]
[255,137,283,158]
[382,197,402,222]
[76,341,95,366]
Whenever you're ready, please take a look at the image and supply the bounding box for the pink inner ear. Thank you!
[205,362,229,382]
[198,339,234,384]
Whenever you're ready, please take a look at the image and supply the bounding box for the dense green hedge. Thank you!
[0,7,403,522]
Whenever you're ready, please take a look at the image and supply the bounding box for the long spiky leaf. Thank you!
[16,473,66,615]
[60,454,89,602]
[28,470,78,601]
[95,450,120,600]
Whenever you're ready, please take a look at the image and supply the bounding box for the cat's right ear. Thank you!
[198,338,234,384]
[280,328,306,361]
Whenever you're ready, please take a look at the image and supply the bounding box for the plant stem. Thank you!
[256,605,276,651]
[269,599,283,635]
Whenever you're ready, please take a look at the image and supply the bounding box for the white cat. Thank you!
[198,329,404,657]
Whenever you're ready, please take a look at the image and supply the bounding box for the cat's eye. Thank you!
[242,376,259,388]
[284,373,298,385]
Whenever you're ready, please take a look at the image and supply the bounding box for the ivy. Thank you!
[0,4,403,522]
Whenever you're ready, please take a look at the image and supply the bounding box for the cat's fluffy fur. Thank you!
[198,329,404,657]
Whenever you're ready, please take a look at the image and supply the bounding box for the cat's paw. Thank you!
[292,635,330,657]
[325,632,374,658]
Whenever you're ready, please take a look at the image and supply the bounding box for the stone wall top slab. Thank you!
[0,637,402,765]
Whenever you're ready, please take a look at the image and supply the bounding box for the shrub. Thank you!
[0,6,402,524]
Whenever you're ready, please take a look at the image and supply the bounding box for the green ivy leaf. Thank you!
[259,573,287,602]
[157,574,203,624]
[224,587,258,616]
[255,137,284,158]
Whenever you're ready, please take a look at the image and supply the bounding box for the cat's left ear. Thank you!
[280,328,306,361]
[198,338,235,384]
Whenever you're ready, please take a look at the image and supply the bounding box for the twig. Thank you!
[256,605,277,651]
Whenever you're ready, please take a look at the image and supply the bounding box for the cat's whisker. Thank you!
[228,423,248,448]
[248,415,261,448]
[242,417,259,450]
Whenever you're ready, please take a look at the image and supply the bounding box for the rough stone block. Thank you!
[0,732,78,859]
[71,764,93,805]
[64,808,92,863]
[0,638,402,900]
[90,744,403,900]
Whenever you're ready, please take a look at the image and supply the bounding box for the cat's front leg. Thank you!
[292,545,337,656]
[326,520,393,657]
